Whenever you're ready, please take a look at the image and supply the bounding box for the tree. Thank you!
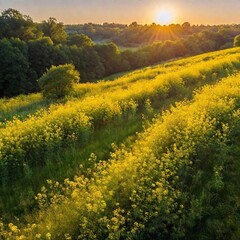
[0,38,30,97]
[38,64,80,99]
[28,37,54,78]
[233,35,240,47]
[94,42,121,76]
[129,21,138,28]
[75,46,105,81]
[0,8,42,40]
[82,23,95,35]
[41,17,67,44]
[68,33,94,48]
[182,22,191,28]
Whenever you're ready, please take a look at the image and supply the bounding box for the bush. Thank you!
[38,64,80,99]
[233,34,240,47]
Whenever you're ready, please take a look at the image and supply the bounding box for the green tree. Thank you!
[38,64,80,99]
[41,17,67,44]
[28,37,69,80]
[28,37,55,78]
[61,45,105,82]
[77,46,105,81]
[0,38,29,97]
[82,23,96,35]
[94,42,121,76]
[0,8,42,41]
[233,34,240,47]
[68,33,94,48]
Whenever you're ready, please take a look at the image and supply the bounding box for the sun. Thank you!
[155,9,174,25]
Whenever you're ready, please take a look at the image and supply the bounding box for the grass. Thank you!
[0,75,219,219]
[0,88,182,219]
[0,113,143,219]
[1,47,240,222]
[7,71,240,240]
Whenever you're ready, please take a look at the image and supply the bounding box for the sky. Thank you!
[0,0,240,25]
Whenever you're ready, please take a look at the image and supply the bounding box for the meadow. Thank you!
[1,48,240,239]
[1,48,240,171]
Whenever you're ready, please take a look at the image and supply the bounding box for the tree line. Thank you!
[0,8,240,98]
[66,21,240,47]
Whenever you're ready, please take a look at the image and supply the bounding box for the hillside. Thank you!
[1,48,240,239]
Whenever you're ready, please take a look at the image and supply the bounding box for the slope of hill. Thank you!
[1,48,240,239]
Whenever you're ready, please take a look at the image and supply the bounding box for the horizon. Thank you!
[0,0,240,25]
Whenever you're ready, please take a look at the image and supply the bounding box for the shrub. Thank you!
[233,34,240,47]
[38,64,80,99]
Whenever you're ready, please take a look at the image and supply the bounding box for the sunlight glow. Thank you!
[155,8,175,25]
